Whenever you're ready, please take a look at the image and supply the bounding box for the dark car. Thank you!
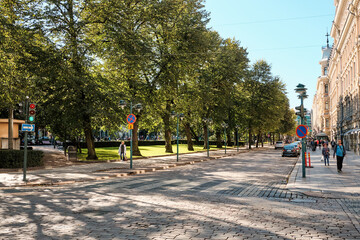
[282,144,299,157]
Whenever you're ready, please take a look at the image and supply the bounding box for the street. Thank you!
[0,149,359,239]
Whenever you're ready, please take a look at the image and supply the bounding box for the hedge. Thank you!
[79,140,245,148]
[0,150,44,168]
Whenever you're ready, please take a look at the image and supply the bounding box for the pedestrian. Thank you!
[333,139,346,173]
[331,140,336,149]
[322,143,330,166]
[311,140,316,151]
[118,141,127,161]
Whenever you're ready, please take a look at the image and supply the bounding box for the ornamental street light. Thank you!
[294,84,308,178]
[203,118,212,157]
[221,122,229,154]
[120,100,142,169]
[172,111,184,162]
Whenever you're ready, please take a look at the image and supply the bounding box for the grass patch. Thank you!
[77,144,233,161]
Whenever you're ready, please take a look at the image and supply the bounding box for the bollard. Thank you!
[306,152,313,168]
[305,152,308,167]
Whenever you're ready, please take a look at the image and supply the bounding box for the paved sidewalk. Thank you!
[287,146,360,198]
[0,147,250,187]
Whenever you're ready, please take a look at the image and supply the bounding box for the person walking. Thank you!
[118,141,127,161]
[322,143,330,166]
[333,139,346,173]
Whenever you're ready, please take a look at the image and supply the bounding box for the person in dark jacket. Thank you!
[333,140,346,173]
[322,143,330,166]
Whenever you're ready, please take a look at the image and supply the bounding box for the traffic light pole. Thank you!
[130,101,133,169]
[300,96,306,178]
[23,98,29,182]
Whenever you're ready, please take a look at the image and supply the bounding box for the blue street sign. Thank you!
[21,124,35,132]
[127,114,137,124]
[296,125,307,139]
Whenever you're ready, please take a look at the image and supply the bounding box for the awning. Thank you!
[315,132,328,137]
[344,129,360,136]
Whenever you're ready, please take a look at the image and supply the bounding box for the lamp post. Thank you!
[203,118,212,157]
[295,84,308,178]
[120,100,142,169]
[171,111,184,162]
[221,122,229,154]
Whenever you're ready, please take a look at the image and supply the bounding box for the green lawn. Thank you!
[77,144,233,161]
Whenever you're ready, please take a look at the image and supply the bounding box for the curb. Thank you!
[6,150,247,188]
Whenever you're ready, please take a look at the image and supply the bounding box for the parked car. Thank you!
[275,141,284,149]
[282,144,299,157]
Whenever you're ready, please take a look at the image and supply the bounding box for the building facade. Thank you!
[312,42,332,138]
[328,0,360,152]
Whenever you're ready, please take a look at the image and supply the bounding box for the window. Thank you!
[326,119,330,128]
[324,84,329,94]
[325,101,329,110]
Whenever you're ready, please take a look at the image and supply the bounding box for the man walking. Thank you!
[118,141,127,161]
[333,139,346,173]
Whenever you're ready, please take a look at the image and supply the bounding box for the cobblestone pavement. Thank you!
[1,150,360,239]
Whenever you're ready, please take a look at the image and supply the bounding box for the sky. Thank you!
[203,0,335,111]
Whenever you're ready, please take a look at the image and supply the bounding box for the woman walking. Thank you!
[333,140,346,173]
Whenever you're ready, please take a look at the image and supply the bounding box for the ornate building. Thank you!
[312,38,331,138]
[328,0,360,152]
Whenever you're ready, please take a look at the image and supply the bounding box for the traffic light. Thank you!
[28,103,36,122]
[295,106,303,117]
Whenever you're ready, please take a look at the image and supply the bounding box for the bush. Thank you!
[0,150,44,168]
[79,140,245,148]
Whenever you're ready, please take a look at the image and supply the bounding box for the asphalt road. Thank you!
[0,150,359,239]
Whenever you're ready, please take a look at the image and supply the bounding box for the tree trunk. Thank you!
[256,131,261,148]
[163,102,173,153]
[84,115,97,160]
[216,130,222,148]
[8,107,13,149]
[184,122,194,151]
[132,116,142,156]
[234,130,238,147]
[248,124,252,149]
[261,133,264,147]
[203,124,208,149]
[227,132,231,146]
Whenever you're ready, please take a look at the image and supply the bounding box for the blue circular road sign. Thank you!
[296,125,308,139]
[127,114,137,124]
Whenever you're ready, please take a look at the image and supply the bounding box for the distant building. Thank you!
[296,111,312,135]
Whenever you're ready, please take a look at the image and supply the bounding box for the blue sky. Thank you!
[203,0,335,110]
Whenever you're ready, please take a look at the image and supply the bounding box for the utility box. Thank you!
[67,146,77,161]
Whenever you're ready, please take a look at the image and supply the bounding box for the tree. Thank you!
[242,60,289,148]
[34,0,120,159]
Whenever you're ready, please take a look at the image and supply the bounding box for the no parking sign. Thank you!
[296,125,308,139]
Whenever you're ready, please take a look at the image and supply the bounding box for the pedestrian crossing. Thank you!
[80,177,309,200]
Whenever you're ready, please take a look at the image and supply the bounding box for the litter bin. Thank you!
[67,146,77,161]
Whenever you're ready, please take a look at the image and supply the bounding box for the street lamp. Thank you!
[203,118,212,157]
[221,122,229,154]
[171,111,184,162]
[120,100,142,169]
[294,84,307,178]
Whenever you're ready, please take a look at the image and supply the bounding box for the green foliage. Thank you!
[0,150,44,168]
[1,0,295,155]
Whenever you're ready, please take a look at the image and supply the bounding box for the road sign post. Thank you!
[127,111,136,169]
[23,97,30,182]
[295,83,308,178]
